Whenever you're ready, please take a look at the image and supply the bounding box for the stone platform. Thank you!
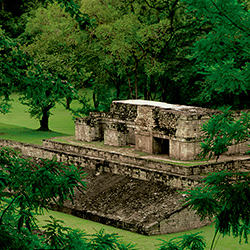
[1,137,249,235]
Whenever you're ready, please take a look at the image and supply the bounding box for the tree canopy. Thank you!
[78,0,201,105]
[183,0,250,109]
[0,29,77,130]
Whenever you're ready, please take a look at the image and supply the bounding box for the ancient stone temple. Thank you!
[75,100,248,160]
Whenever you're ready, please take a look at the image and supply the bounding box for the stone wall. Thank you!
[49,167,211,236]
[0,139,200,189]
[75,100,218,160]
[43,140,250,175]
[76,101,250,161]
[1,138,249,235]
[104,122,129,146]
[1,139,249,187]
[157,208,210,235]
[75,113,106,142]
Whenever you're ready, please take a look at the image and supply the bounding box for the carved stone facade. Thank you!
[75,100,248,160]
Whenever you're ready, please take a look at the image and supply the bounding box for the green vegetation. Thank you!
[0,123,67,145]
[184,0,250,109]
[0,94,78,144]
[1,0,250,249]
[200,108,250,161]
[0,147,87,249]
[183,170,250,250]
[0,29,77,130]
[37,210,250,250]
[1,97,249,249]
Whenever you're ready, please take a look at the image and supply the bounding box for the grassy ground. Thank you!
[0,94,78,144]
[1,95,249,249]
[36,210,249,250]
[0,123,69,144]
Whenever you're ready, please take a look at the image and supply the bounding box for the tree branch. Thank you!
[210,0,250,37]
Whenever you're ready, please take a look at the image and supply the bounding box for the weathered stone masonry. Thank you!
[75,100,249,160]
[1,99,250,235]
[1,138,250,235]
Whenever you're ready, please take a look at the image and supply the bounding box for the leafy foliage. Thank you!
[0,223,42,250]
[1,0,206,117]
[183,0,250,109]
[42,216,72,249]
[0,28,78,130]
[0,29,25,113]
[76,0,202,106]
[21,2,91,91]
[0,147,139,249]
[158,232,206,250]
[0,147,86,248]
[179,233,206,250]
[18,71,77,131]
[199,107,250,160]
[0,0,43,37]
[0,147,87,221]
[49,0,93,30]
[184,170,250,248]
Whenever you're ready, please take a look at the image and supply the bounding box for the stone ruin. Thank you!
[75,100,249,160]
[1,99,250,235]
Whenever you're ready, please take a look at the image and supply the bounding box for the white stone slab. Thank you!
[113,100,195,111]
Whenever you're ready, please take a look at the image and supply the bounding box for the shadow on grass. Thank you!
[0,123,69,145]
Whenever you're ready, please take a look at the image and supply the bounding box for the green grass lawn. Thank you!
[36,210,249,250]
[0,94,80,144]
[1,94,249,250]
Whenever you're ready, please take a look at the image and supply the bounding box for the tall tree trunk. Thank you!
[93,92,99,109]
[38,107,50,131]
[118,56,133,98]
[134,59,139,99]
[66,96,72,109]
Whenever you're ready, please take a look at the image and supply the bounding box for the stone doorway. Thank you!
[153,137,170,155]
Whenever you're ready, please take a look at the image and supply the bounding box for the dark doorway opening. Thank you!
[153,137,169,155]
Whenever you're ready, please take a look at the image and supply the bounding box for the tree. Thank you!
[182,0,250,109]
[78,0,202,107]
[18,69,77,131]
[20,2,91,96]
[0,28,78,130]
[0,0,93,124]
[0,147,86,249]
